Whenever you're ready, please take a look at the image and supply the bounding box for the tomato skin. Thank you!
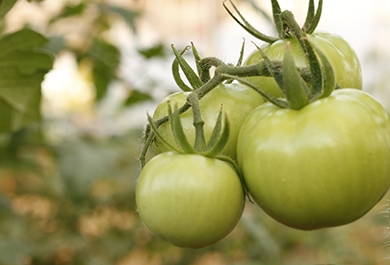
[136,152,245,248]
[244,32,362,98]
[237,89,390,230]
[152,83,265,159]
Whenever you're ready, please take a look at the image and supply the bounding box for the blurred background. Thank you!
[0,0,390,264]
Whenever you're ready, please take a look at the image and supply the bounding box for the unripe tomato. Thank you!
[136,152,245,248]
[244,33,362,98]
[237,89,390,230]
[152,83,265,159]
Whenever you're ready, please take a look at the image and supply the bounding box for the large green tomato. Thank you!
[152,83,265,159]
[136,152,245,248]
[244,33,362,98]
[237,89,390,230]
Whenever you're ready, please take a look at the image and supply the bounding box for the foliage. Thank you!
[0,0,389,265]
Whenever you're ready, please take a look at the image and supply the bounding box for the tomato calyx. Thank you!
[146,89,250,200]
[223,0,323,43]
[222,12,337,110]
[140,43,315,166]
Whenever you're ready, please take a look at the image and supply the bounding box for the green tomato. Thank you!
[237,89,390,230]
[152,83,265,159]
[136,152,245,248]
[244,32,362,98]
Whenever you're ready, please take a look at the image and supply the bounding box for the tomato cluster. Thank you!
[136,0,390,249]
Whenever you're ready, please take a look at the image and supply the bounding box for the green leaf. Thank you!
[49,3,86,23]
[44,36,66,55]
[0,29,48,58]
[124,89,152,106]
[88,39,120,101]
[108,6,140,33]
[57,137,126,198]
[92,62,113,101]
[138,43,165,59]
[0,51,53,74]
[0,29,53,134]
[0,238,30,265]
[0,68,43,133]
[0,0,17,20]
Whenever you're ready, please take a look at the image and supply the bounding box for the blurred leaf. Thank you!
[138,43,166,59]
[0,28,47,57]
[57,137,125,199]
[49,3,86,23]
[88,39,120,101]
[92,63,113,101]
[107,5,140,33]
[0,238,30,265]
[0,29,53,134]
[124,89,152,106]
[44,36,66,55]
[0,0,17,20]
[0,193,14,216]
[0,50,53,74]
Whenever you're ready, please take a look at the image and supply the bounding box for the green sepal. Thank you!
[302,37,323,98]
[226,39,246,84]
[236,38,246,67]
[203,109,229,158]
[306,0,323,34]
[271,0,284,39]
[257,46,286,96]
[191,42,202,76]
[146,114,182,153]
[168,103,196,154]
[215,154,249,200]
[281,11,323,100]
[222,73,288,109]
[282,43,310,109]
[314,45,336,98]
[303,0,315,32]
[171,45,193,92]
[206,105,224,151]
[223,0,278,44]
[171,44,203,90]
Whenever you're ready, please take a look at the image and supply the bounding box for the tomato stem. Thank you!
[140,47,316,166]
[188,93,207,152]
